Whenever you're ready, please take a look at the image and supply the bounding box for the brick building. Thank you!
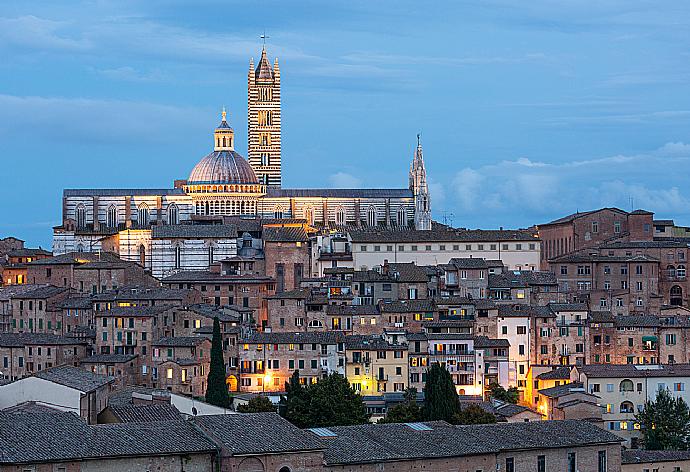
[1,248,52,285]
[344,334,408,395]
[263,226,311,293]
[0,333,88,381]
[153,336,211,396]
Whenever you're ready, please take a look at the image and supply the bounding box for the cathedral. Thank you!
[53,46,432,276]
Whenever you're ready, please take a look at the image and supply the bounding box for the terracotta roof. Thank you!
[262,226,308,242]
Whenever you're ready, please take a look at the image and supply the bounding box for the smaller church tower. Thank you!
[410,134,432,230]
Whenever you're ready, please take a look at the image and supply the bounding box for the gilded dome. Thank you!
[187,150,259,185]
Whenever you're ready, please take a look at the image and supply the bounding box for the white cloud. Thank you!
[93,66,167,82]
[0,15,90,51]
[328,172,362,188]
[444,142,690,226]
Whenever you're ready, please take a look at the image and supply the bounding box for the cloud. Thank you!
[93,66,167,82]
[443,142,690,226]
[0,93,209,143]
[328,172,363,188]
[0,15,90,51]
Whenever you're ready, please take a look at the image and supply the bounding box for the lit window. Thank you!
[166,368,173,379]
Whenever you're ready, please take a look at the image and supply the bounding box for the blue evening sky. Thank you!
[1,1,690,247]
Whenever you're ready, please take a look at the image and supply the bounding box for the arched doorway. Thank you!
[226,375,238,392]
[238,457,264,472]
[671,285,683,306]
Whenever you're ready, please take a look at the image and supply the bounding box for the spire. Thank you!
[214,109,234,151]
[255,46,274,80]
[409,134,431,230]
[221,106,227,122]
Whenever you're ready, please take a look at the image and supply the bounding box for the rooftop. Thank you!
[241,331,345,345]
[577,363,690,379]
[34,365,115,392]
[622,450,690,464]
[152,224,238,239]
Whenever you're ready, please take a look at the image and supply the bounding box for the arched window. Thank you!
[75,204,86,229]
[205,201,210,215]
[620,401,634,413]
[76,243,85,253]
[668,265,676,278]
[619,379,634,392]
[304,206,314,225]
[308,319,323,328]
[367,206,377,227]
[138,203,150,226]
[678,265,686,278]
[174,246,181,269]
[335,207,345,226]
[397,207,407,227]
[279,467,292,472]
[168,203,179,225]
[139,244,146,267]
[106,205,118,228]
[274,206,284,219]
[208,245,215,266]
[671,285,683,306]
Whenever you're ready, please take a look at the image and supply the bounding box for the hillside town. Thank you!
[2,17,690,472]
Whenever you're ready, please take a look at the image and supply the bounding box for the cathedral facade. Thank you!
[53,47,432,276]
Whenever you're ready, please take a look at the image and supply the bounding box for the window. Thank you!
[137,203,150,226]
[598,450,607,472]
[335,207,345,226]
[106,204,118,228]
[560,266,568,275]
[75,204,87,229]
[592,221,599,233]
[505,457,514,472]
[396,207,407,226]
[568,452,576,472]
[538,455,546,472]
[367,206,377,227]
[168,203,179,225]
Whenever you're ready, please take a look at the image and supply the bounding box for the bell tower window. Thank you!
[75,204,86,229]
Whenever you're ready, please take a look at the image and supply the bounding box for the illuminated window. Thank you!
[166,368,173,379]
[194,319,201,329]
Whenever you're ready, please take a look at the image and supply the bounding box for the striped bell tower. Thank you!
[248,46,282,187]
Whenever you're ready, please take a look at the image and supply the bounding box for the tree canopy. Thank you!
[205,316,229,408]
[380,388,422,423]
[280,371,369,428]
[237,395,276,413]
[453,404,497,425]
[423,363,461,422]
[636,387,690,450]
[488,382,519,404]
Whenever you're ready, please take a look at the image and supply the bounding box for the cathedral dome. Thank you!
[187,110,259,186]
[188,150,259,185]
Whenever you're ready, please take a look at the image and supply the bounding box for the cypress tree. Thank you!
[205,316,229,408]
[423,363,460,422]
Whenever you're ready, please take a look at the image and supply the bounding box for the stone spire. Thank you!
[214,108,234,151]
[409,134,431,230]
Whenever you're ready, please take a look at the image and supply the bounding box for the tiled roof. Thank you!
[241,331,345,345]
[422,320,473,329]
[345,335,406,350]
[153,336,209,347]
[34,365,115,392]
[615,315,660,327]
[498,304,555,318]
[92,287,195,301]
[5,248,52,257]
[106,386,168,407]
[267,288,311,300]
[473,336,510,348]
[542,208,626,225]
[548,302,588,312]
[379,299,436,313]
[424,333,475,341]
[11,285,68,299]
[602,240,688,249]
[58,296,94,309]
[326,304,379,316]
[0,333,87,347]
[152,224,238,239]
[0,284,51,301]
[81,354,138,364]
[266,188,413,199]
[96,305,171,317]
[536,366,571,380]
[577,363,690,379]
[622,450,690,464]
[108,403,182,423]
[262,226,308,242]
[538,382,585,398]
[28,251,124,266]
[550,253,659,263]
[434,296,497,310]
[185,303,246,321]
[64,188,185,197]
[489,271,557,288]
[446,258,490,269]
[161,271,273,283]
[194,413,325,455]
[318,420,621,465]
[350,228,536,243]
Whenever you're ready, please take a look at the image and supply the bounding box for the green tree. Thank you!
[280,370,311,427]
[452,404,497,425]
[205,317,229,408]
[280,371,369,427]
[636,388,690,450]
[488,382,519,404]
[237,395,276,413]
[380,388,422,423]
[423,363,461,422]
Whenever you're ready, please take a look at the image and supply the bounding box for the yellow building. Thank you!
[345,335,408,396]
[525,365,572,412]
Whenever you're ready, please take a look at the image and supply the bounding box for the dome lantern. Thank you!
[214,107,235,151]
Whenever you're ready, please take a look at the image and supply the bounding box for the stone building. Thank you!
[0,333,88,381]
[1,248,52,286]
[344,334,409,395]
[10,285,70,334]
[153,336,212,397]
[263,226,310,293]
[238,331,345,393]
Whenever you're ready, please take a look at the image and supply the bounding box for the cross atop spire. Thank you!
[260,31,269,49]
[417,133,421,147]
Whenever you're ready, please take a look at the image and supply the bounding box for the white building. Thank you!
[572,363,690,448]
